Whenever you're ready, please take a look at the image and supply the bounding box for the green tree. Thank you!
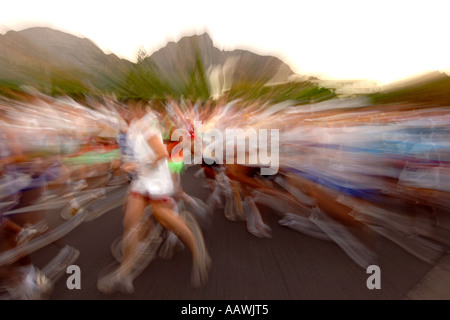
[122,46,172,100]
[181,50,211,102]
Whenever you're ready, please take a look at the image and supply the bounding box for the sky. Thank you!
[1,0,449,85]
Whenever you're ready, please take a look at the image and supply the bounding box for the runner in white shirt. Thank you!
[98,98,210,294]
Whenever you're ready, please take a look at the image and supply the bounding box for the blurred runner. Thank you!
[98,98,211,294]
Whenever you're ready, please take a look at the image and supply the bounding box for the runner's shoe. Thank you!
[16,221,49,246]
[97,268,134,295]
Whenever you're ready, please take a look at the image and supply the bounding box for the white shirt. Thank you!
[127,112,174,197]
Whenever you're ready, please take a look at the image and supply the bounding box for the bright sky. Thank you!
[1,0,449,85]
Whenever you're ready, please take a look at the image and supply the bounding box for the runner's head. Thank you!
[123,97,149,119]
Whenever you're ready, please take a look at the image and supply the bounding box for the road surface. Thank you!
[28,166,444,300]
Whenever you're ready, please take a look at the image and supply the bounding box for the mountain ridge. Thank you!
[0,27,297,96]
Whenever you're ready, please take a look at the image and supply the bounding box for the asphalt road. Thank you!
[29,166,437,300]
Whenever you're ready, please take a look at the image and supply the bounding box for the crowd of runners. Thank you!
[1,89,449,299]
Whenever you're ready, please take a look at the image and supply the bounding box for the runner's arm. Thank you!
[147,136,169,167]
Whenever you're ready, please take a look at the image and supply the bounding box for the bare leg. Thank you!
[117,194,147,278]
[151,201,197,257]
[97,193,152,295]
[151,199,211,287]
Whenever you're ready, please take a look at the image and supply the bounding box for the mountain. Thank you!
[0,30,63,84]
[18,28,133,87]
[0,27,133,94]
[145,33,295,93]
[0,27,296,98]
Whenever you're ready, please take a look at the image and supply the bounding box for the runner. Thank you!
[97,98,211,294]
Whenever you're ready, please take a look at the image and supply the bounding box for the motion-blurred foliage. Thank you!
[370,72,450,107]
[226,81,336,104]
